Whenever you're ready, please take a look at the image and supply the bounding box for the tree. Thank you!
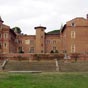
[12,27,21,34]
[19,50,24,53]
[50,50,54,53]
[50,50,59,53]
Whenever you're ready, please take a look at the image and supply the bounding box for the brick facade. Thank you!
[0,17,16,54]
[62,17,88,54]
[0,15,88,54]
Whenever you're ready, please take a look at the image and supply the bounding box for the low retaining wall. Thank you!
[0,53,64,61]
[0,53,88,61]
[0,53,33,60]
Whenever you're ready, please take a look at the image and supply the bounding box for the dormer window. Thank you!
[71,22,75,27]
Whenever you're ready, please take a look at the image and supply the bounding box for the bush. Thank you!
[50,50,59,53]
[19,50,24,53]
[50,50,54,53]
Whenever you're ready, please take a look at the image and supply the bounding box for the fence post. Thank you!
[55,59,59,72]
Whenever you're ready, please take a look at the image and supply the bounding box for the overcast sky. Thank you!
[0,0,88,35]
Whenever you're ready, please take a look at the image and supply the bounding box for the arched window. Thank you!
[71,31,76,39]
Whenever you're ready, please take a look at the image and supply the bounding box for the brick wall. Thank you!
[0,53,88,62]
[62,18,88,53]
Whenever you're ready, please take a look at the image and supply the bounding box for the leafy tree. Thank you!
[12,27,21,34]
[50,50,54,53]
[50,50,59,53]
[47,30,60,34]
[19,50,24,53]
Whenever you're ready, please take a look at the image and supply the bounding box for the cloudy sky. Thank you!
[0,0,88,35]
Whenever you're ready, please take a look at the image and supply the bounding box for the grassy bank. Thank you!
[0,72,88,88]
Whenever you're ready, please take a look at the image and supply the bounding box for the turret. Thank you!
[34,26,46,53]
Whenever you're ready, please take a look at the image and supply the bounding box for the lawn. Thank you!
[0,72,88,88]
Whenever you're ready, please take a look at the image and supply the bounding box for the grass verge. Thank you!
[0,72,88,88]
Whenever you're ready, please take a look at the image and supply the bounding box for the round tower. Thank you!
[34,26,46,53]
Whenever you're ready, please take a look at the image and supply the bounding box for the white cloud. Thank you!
[0,0,88,34]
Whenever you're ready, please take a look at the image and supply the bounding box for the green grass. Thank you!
[0,72,88,88]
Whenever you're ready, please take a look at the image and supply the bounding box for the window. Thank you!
[71,22,75,27]
[18,40,22,44]
[41,29,43,31]
[71,31,75,39]
[5,34,6,38]
[18,47,23,53]
[30,40,34,45]
[46,40,50,44]
[53,47,56,50]
[4,33,8,39]
[25,40,30,45]
[41,50,43,53]
[41,43,43,47]
[15,39,18,43]
[52,46,58,53]
[29,47,34,53]
[53,40,56,44]
[71,44,75,53]
[41,36,43,38]
[4,43,7,48]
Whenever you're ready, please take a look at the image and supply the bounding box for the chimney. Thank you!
[86,14,88,20]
